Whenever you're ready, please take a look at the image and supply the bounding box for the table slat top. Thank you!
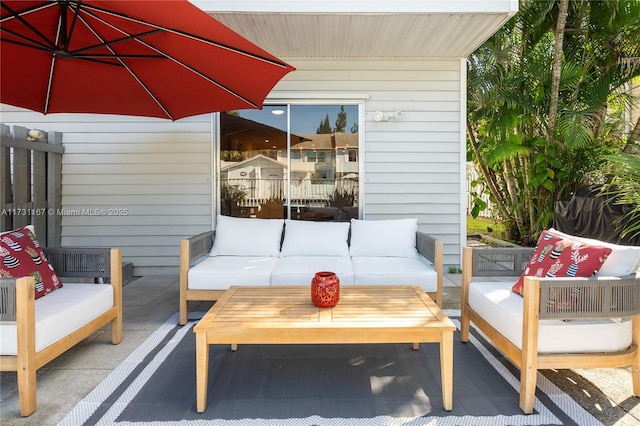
[194,285,455,332]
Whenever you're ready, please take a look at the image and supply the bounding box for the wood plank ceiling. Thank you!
[208,13,515,59]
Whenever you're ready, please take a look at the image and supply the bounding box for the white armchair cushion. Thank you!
[271,256,355,285]
[0,284,113,355]
[209,215,284,257]
[468,281,632,353]
[280,220,350,257]
[351,256,437,292]
[548,228,640,276]
[349,218,418,258]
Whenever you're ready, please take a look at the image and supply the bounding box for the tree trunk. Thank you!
[503,158,525,236]
[623,116,640,155]
[466,121,511,219]
[547,0,569,142]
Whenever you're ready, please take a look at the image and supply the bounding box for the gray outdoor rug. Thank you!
[59,310,601,426]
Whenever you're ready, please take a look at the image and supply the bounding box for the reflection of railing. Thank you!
[222,178,358,207]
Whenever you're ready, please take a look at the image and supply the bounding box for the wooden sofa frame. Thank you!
[179,230,443,325]
[0,247,123,416]
[460,246,640,414]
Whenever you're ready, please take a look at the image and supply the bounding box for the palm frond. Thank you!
[600,153,640,238]
[485,142,532,166]
[556,109,596,148]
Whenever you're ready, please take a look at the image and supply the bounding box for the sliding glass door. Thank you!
[219,104,360,221]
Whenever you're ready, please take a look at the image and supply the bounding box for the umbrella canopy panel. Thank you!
[1,1,295,120]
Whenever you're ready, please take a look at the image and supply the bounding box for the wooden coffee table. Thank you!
[193,285,456,413]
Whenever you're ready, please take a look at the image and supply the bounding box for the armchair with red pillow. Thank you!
[0,226,122,416]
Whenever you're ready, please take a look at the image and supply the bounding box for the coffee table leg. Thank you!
[196,332,209,413]
[440,330,453,411]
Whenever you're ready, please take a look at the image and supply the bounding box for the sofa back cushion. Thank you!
[512,230,612,296]
[349,218,418,258]
[0,226,63,299]
[548,228,640,276]
[280,220,350,257]
[209,215,284,257]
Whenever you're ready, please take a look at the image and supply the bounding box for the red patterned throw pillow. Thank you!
[0,227,62,299]
[512,230,612,297]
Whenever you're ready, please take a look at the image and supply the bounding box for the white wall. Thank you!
[1,58,463,271]
[0,110,214,275]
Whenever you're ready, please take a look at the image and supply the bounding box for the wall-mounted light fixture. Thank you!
[373,110,402,122]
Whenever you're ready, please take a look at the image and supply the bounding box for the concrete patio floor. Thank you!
[0,273,638,425]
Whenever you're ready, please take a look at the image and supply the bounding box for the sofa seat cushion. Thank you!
[188,256,278,290]
[270,257,355,285]
[0,283,114,355]
[468,281,632,354]
[351,256,437,292]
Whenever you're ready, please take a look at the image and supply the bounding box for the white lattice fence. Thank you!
[466,163,494,218]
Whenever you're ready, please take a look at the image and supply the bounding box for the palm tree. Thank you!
[467,0,640,245]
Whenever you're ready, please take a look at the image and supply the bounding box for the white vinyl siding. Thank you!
[0,110,213,275]
[273,59,462,265]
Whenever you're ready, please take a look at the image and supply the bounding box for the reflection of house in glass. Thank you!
[291,133,359,180]
[220,129,358,220]
[221,154,286,205]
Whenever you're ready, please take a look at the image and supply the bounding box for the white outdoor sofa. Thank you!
[0,246,122,416]
[460,229,640,414]
[179,216,443,325]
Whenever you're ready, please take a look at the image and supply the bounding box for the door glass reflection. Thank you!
[219,105,359,221]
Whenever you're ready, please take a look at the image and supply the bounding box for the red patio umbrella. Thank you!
[0,1,295,120]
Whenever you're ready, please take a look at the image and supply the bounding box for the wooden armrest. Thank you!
[179,231,214,325]
[529,275,640,320]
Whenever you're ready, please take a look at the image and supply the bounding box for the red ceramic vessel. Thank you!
[311,271,340,308]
